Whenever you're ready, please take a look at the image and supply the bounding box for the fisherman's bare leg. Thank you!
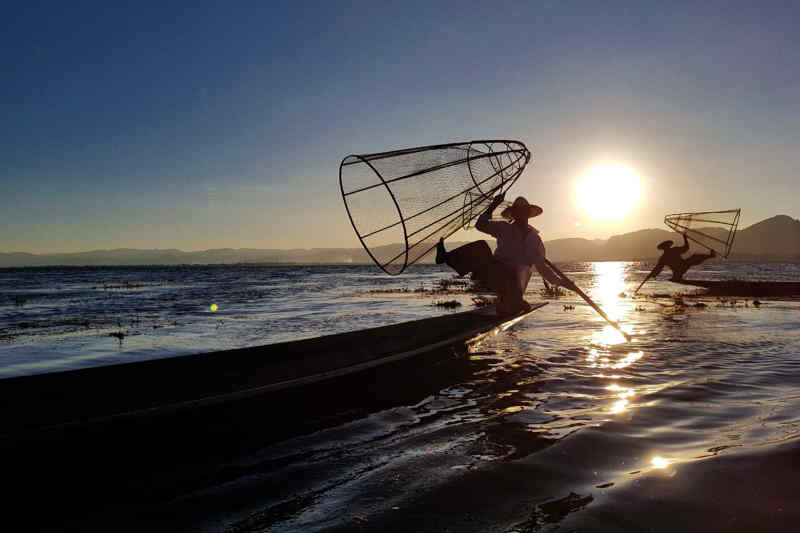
[685,250,716,267]
[437,240,493,277]
[435,238,447,265]
[670,252,714,281]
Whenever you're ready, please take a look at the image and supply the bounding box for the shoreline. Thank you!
[2,257,800,270]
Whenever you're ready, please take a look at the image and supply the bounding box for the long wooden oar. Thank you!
[544,259,632,342]
[634,263,662,295]
[633,275,651,295]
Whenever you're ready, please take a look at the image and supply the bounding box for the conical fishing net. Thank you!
[664,209,741,258]
[340,140,531,274]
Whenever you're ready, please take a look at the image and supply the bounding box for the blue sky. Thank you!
[2,1,798,252]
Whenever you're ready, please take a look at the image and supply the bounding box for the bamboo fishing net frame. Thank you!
[340,140,531,275]
[664,209,741,258]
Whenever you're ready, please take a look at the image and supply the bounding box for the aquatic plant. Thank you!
[471,296,493,308]
[433,300,462,309]
[540,285,566,298]
[437,277,470,290]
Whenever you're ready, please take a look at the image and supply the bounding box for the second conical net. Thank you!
[664,209,741,258]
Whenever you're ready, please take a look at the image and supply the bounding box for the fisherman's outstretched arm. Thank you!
[677,234,690,254]
[475,194,505,235]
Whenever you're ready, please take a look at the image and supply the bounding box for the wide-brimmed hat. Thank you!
[657,240,674,250]
[501,196,543,220]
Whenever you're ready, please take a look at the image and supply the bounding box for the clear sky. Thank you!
[2,1,798,253]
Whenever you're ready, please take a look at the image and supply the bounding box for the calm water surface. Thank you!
[2,262,799,531]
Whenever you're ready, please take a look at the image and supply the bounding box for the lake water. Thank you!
[2,262,800,531]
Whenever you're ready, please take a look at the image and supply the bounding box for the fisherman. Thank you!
[436,194,570,315]
[648,233,716,282]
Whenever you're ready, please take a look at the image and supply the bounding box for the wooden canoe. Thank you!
[672,279,800,297]
[1,303,548,524]
[0,302,547,439]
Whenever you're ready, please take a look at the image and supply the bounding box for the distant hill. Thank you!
[553,215,800,262]
[2,215,799,267]
[729,215,800,259]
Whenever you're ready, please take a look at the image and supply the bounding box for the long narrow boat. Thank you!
[673,279,800,297]
[2,303,548,524]
[0,303,546,440]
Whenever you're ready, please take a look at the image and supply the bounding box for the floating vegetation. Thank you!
[437,276,471,291]
[366,275,483,296]
[367,286,413,294]
[12,296,27,306]
[540,285,566,298]
[109,331,126,341]
[92,281,155,290]
[471,296,493,308]
[562,304,575,311]
[716,298,742,308]
[433,300,462,309]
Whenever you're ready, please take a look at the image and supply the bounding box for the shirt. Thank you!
[480,221,546,267]
[480,221,546,292]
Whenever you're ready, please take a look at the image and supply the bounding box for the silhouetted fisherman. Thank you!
[636,233,715,293]
[436,194,569,316]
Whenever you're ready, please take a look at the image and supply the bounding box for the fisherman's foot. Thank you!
[498,300,532,317]
[435,238,447,264]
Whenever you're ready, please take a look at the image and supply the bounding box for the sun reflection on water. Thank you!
[609,399,629,414]
[583,263,648,416]
[651,456,670,469]
[590,262,627,322]
[586,348,643,370]
[584,262,636,346]
[606,383,635,414]
[593,324,633,346]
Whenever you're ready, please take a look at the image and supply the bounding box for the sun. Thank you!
[576,165,641,220]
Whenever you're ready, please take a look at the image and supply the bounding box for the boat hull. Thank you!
[0,303,546,440]
[673,279,800,297]
[1,303,548,524]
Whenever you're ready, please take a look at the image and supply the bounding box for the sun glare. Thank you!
[576,165,641,220]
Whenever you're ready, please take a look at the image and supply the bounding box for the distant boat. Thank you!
[673,279,800,297]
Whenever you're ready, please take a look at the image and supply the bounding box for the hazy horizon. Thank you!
[4,208,798,255]
[3,212,797,258]
[3,2,799,254]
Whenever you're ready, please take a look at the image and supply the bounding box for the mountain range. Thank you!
[2,215,798,267]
